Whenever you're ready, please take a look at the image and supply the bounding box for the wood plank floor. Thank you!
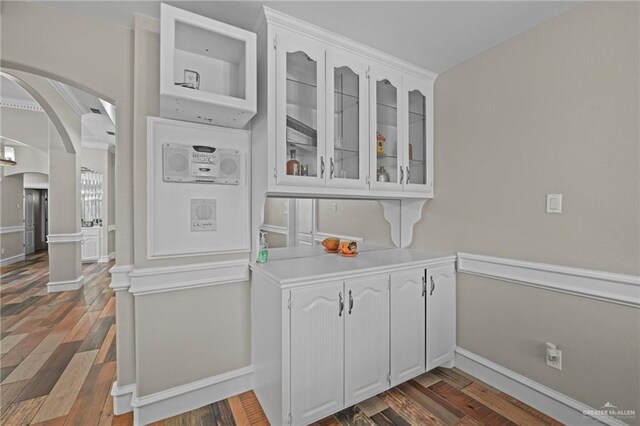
[2,252,562,425]
[1,251,116,426]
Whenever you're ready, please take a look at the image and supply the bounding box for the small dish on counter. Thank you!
[339,241,358,256]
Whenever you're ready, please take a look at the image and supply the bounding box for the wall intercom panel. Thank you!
[163,143,241,184]
[148,117,250,258]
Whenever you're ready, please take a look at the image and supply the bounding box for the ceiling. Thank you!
[0,75,116,149]
[33,1,578,73]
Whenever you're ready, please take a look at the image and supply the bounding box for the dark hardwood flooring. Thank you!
[2,252,561,425]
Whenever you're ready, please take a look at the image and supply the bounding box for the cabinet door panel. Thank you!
[345,275,389,406]
[403,75,433,194]
[390,268,425,385]
[369,64,404,192]
[275,29,326,187]
[326,50,368,189]
[426,264,456,370]
[290,282,344,424]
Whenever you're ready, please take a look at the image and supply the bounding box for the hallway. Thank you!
[1,252,116,425]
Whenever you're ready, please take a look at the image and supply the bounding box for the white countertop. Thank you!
[250,247,456,288]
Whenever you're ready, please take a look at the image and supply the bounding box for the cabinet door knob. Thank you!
[422,276,426,297]
[400,167,404,184]
[406,166,410,184]
[348,290,354,314]
[338,291,344,316]
[430,276,435,296]
[330,158,334,179]
[320,156,325,178]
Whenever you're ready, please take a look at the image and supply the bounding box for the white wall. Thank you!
[414,2,640,418]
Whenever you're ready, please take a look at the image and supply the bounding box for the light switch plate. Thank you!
[546,194,562,214]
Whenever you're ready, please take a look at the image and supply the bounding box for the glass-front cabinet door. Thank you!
[403,76,433,194]
[326,51,368,189]
[275,30,326,186]
[369,65,404,191]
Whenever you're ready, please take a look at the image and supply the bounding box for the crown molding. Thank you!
[0,97,44,112]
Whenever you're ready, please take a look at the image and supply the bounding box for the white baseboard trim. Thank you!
[47,275,84,292]
[0,253,25,266]
[457,252,640,308]
[455,347,628,426]
[98,255,111,263]
[109,252,116,260]
[131,366,253,426]
[111,381,135,415]
[109,264,133,292]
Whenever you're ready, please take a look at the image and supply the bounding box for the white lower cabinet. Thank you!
[290,275,389,425]
[251,258,455,426]
[426,263,456,370]
[390,268,426,386]
[290,282,345,425]
[344,275,389,406]
[81,227,101,263]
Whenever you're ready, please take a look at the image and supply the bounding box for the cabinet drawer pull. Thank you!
[430,276,435,296]
[422,276,426,297]
[338,292,344,316]
[400,167,404,184]
[406,166,410,184]
[348,290,354,314]
[330,158,335,179]
[320,156,325,178]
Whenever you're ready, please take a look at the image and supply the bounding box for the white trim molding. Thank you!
[48,275,84,292]
[131,366,253,426]
[108,225,116,232]
[47,232,83,244]
[0,225,25,235]
[98,255,111,264]
[109,264,133,292]
[0,253,25,266]
[455,347,628,426]
[0,97,44,111]
[457,252,640,308]
[111,381,136,415]
[128,259,249,296]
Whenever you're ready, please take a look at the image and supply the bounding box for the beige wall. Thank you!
[317,199,392,245]
[1,1,134,388]
[1,0,134,265]
[135,282,251,396]
[0,173,25,260]
[414,2,639,417]
[130,16,252,396]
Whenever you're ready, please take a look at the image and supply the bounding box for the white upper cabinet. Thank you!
[275,29,326,187]
[160,4,257,128]
[326,51,369,190]
[403,75,434,195]
[254,7,437,200]
[370,64,404,192]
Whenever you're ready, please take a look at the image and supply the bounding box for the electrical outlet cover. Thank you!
[546,349,562,370]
